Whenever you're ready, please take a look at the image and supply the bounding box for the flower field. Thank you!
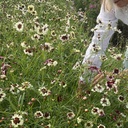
[0,0,128,128]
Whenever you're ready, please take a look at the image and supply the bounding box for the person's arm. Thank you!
[83,3,118,68]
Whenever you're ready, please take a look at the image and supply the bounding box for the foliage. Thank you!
[0,0,128,128]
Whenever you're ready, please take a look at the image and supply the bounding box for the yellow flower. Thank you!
[28,5,35,13]
[31,10,37,15]
[14,21,24,32]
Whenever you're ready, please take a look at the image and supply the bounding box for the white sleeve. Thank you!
[82,3,118,68]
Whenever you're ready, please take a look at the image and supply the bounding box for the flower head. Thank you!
[28,5,35,13]
[44,59,58,66]
[100,97,111,107]
[0,88,6,102]
[94,84,105,93]
[67,111,75,120]
[91,107,99,115]
[118,95,125,102]
[59,34,69,42]
[10,84,20,94]
[34,111,43,118]
[97,124,106,128]
[38,86,51,96]
[91,44,101,53]
[14,21,24,32]
[19,81,33,91]
[84,121,93,128]
[11,114,24,128]
[23,48,34,56]
[43,112,50,119]
[77,117,82,124]
[40,43,54,52]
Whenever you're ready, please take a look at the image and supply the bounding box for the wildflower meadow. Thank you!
[0,0,128,128]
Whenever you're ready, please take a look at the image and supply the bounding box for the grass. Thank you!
[0,0,128,128]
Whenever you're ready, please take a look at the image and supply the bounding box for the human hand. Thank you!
[113,0,128,7]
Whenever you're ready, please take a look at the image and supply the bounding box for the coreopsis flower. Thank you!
[106,75,115,81]
[0,74,6,79]
[65,26,70,33]
[70,31,76,39]
[91,44,101,53]
[42,24,49,35]
[40,43,54,52]
[97,124,106,128]
[33,16,39,23]
[100,97,111,107]
[24,48,34,56]
[20,111,28,116]
[44,124,51,128]
[14,21,24,32]
[6,42,14,48]
[116,122,123,128]
[57,95,63,102]
[108,47,115,53]
[91,27,98,32]
[72,48,80,53]
[21,41,29,48]
[94,84,105,93]
[6,13,13,19]
[36,24,49,35]
[11,114,24,128]
[35,0,45,3]
[10,84,20,94]
[31,10,37,15]
[120,113,126,118]
[100,55,108,61]
[34,111,43,118]
[38,86,51,96]
[105,79,115,91]
[19,81,33,91]
[112,79,120,94]
[17,4,26,11]
[27,5,35,13]
[72,61,80,70]
[110,53,122,60]
[98,109,105,117]
[43,112,50,119]
[77,10,84,18]
[113,27,122,33]
[44,59,58,66]
[31,33,40,40]
[106,21,112,30]
[17,4,27,15]
[91,107,99,115]
[59,81,67,88]
[67,112,75,120]
[51,30,56,37]
[118,95,125,102]
[84,121,93,128]
[0,88,6,102]
[71,26,76,30]
[59,34,69,42]
[77,117,82,124]
[1,63,11,75]
[88,66,100,73]
[126,102,128,108]
[34,22,40,30]
[113,68,119,75]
